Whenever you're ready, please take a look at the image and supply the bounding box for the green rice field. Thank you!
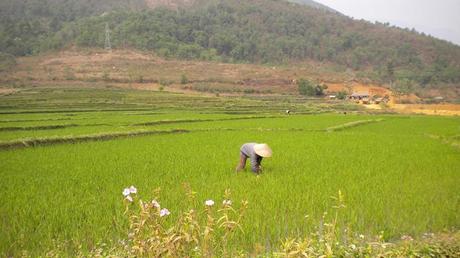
[0,88,459,256]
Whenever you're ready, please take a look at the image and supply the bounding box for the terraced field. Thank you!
[0,87,459,256]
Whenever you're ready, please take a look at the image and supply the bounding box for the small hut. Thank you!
[350,92,370,100]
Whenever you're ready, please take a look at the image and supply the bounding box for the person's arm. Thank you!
[250,155,263,173]
[236,154,247,172]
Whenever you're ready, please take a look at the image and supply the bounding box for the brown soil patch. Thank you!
[392,104,460,116]
[325,82,392,96]
[40,49,153,67]
[0,88,18,95]
[362,104,382,110]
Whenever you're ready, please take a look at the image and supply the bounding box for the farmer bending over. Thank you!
[236,143,272,174]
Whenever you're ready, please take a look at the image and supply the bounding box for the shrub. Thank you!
[180,74,189,84]
[314,83,328,96]
[102,71,110,81]
[337,90,347,100]
[159,78,173,86]
[63,67,76,80]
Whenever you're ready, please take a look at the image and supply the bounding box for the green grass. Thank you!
[0,87,459,256]
[0,87,346,114]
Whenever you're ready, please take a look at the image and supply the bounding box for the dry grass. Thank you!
[1,48,348,95]
[0,129,188,150]
[0,124,80,132]
[325,119,384,132]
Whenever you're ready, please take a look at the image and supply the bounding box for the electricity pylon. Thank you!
[105,23,112,51]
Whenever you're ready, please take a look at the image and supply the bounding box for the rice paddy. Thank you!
[0,87,459,256]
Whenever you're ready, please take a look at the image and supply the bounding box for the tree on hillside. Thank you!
[297,78,315,96]
[393,78,415,95]
[385,60,395,86]
[298,79,327,96]
[314,83,328,96]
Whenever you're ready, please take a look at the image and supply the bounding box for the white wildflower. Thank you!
[160,208,170,217]
[205,200,215,206]
[129,185,137,194]
[423,232,434,238]
[222,199,232,206]
[151,200,160,208]
[350,244,356,250]
[125,195,133,202]
[401,235,413,241]
[359,234,365,239]
[122,188,131,197]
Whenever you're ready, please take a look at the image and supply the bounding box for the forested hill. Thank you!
[1,0,460,89]
[287,0,338,13]
[0,0,145,55]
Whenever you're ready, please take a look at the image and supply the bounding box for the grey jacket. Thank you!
[240,143,263,172]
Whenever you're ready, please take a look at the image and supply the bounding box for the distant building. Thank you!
[329,95,336,100]
[373,97,384,104]
[350,92,369,100]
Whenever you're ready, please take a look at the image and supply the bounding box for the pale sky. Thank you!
[314,0,460,46]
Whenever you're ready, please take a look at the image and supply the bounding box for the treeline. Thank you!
[1,0,460,89]
[0,0,146,55]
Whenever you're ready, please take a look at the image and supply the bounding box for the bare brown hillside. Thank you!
[1,48,352,95]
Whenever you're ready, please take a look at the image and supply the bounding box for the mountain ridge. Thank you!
[287,0,339,13]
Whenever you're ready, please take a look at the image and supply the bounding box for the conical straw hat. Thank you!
[253,144,272,158]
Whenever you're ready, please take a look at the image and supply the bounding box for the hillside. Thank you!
[0,0,459,96]
[287,0,338,13]
[4,48,460,105]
